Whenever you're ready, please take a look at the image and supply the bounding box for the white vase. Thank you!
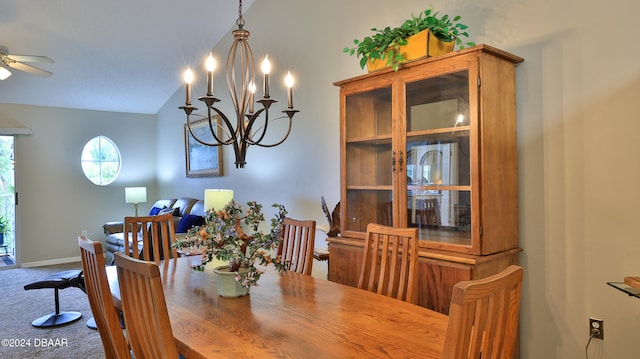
[212,265,250,297]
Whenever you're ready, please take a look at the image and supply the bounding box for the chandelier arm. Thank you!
[242,107,267,145]
[250,115,294,148]
[186,116,222,147]
[244,97,277,145]
[245,114,286,142]
[209,106,242,147]
[206,106,237,146]
[210,105,246,167]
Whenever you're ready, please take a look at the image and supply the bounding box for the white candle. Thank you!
[205,53,216,96]
[248,81,256,114]
[285,71,294,108]
[261,55,271,98]
[183,67,194,106]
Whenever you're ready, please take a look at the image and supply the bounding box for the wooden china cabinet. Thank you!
[329,44,524,314]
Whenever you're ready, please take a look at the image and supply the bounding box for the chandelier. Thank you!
[179,0,299,168]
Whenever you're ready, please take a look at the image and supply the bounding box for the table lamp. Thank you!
[204,189,234,212]
[125,187,147,216]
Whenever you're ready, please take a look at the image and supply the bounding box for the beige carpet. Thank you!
[0,263,105,359]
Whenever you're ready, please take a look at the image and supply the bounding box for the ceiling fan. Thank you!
[0,45,54,80]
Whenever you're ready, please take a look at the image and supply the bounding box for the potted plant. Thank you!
[173,200,288,297]
[343,6,475,72]
[0,215,9,246]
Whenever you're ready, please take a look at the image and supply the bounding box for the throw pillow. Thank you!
[158,207,180,216]
[149,206,163,216]
[177,214,205,233]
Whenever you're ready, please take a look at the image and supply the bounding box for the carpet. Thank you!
[0,262,105,359]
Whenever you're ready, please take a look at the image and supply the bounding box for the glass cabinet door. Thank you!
[344,86,393,233]
[404,70,472,246]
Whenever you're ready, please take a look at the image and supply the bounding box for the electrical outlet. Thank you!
[589,318,604,340]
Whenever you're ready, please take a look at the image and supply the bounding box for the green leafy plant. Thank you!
[0,216,9,234]
[173,200,288,288]
[343,6,475,71]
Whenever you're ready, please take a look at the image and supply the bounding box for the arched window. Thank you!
[420,150,443,185]
[81,136,121,185]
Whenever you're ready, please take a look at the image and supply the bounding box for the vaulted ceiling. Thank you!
[0,0,255,114]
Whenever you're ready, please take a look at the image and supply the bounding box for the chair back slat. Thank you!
[278,217,316,276]
[78,236,130,359]
[123,213,177,262]
[114,252,178,359]
[442,265,523,359]
[357,223,418,304]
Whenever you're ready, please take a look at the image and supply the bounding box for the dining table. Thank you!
[107,255,448,358]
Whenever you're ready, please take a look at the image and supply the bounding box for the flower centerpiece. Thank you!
[173,200,287,295]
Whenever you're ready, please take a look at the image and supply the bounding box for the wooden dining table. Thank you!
[107,255,448,358]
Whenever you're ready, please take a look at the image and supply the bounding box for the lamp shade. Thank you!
[125,187,147,204]
[204,189,234,211]
[0,67,11,80]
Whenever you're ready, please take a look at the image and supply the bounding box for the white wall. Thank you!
[0,103,157,264]
[1,0,638,357]
[155,0,640,358]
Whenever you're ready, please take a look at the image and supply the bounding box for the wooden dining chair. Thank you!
[278,217,316,276]
[124,212,177,262]
[78,235,130,359]
[357,223,419,304]
[114,252,179,359]
[442,265,524,359]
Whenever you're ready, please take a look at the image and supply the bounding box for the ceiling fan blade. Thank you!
[7,54,54,63]
[7,61,53,77]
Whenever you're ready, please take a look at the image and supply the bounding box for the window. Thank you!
[81,136,121,185]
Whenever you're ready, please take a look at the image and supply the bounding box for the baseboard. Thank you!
[21,256,82,268]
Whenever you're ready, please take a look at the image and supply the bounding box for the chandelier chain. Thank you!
[236,0,245,28]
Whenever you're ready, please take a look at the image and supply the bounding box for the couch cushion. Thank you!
[150,199,177,212]
[189,200,206,217]
[177,214,205,233]
[172,197,199,217]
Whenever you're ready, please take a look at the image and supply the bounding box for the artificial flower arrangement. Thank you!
[173,200,288,288]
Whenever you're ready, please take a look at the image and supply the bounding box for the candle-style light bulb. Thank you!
[285,71,294,109]
[205,53,216,96]
[261,55,271,98]
[248,81,256,114]
[183,67,194,106]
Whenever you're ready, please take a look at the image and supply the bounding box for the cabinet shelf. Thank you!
[346,135,392,144]
[346,185,392,190]
[407,125,470,138]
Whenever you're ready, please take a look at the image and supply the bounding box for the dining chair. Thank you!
[114,252,179,359]
[78,235,130,359]
[278,217,316,276]
[357,223,419,304]
[124,212,177,262]
[442,265,524,359]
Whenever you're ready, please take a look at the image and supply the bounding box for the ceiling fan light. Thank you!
[0,67,11,80]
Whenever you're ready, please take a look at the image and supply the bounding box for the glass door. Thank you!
[0,135,16,268]
[404,70,472,246]
[343,85,393,234]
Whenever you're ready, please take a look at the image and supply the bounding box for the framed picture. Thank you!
[184,117,223,177]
